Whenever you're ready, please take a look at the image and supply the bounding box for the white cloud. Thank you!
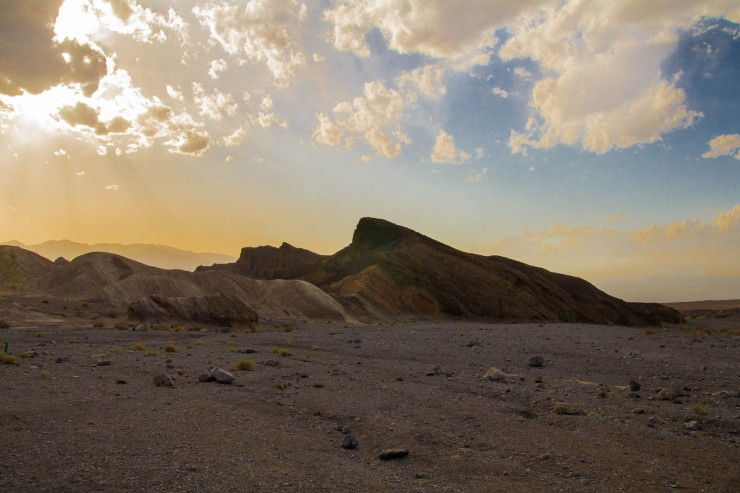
[192,83,237,121]
[223,125,247,146]
[225,154,233,163]
[75,170,86,176]
[53,149,68,157]
[193,0,307,85]
[312,52,325,62]
[165,84,184,101]
[323,0,544,59]
[702,134,740,159]
[475,147,485,159]
[208,58,228,79]
[104,184,119,191]
[313,65,442,158]
[312,79,408,158]
[499,1,738,154]
[490,86,510,98]
[431,129,470,164]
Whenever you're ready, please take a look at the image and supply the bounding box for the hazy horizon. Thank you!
[1,1,738,302]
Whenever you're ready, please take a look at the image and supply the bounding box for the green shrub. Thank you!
[234,359,255,371]
[271,347,291,357]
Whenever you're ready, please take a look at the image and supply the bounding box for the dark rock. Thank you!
[235,348,257,354]
[425,364,440,376]
[528,356,545,367]
[341,434,358,449]
[629,380,641,391]
[96,360,111,366]
[198,373,215,383]
[379,448,409,460]
[55,356,69,364]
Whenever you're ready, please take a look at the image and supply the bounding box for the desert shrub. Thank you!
[107,310,119,318]
[35,332,43,338]
[644,328,657,335]
[272,382,287,390]
[163,343,178,353]
[0,352,19,365]
[18,352,34,359]
[39,369,50,377]
[145,349,158,356]
[271,347,291,357]
[693,405,708,416]
[92,321,104,328]
[282,324,295,333]
[234,359,255,371]
[110,346,123,354]
[114,321,128,330]
[310,345,322,351]
[132,342,146,351]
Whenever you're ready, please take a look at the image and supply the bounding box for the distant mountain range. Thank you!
[0,240,236,272]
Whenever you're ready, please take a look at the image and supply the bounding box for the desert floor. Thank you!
[1,320,738,492]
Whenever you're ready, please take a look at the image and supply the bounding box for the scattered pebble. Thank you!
[528,356,544,367]
[153,374,175,387]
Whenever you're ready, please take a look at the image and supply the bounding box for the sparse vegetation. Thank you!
[163,343,178,353]
[644,328,657,335]
[106,310,119,318]
[272,382,287,390]
[272,347,291,357]
[132,342,146,351]
[114,321,128,330]
[310,345,322,351]
[93,321,104,328]
[233,359,255,371]
[145,349,158,356]
[110,346,123,354]
[282,324,295,333]
[35,332,43,338]
[39,369,50,377]
[0,352,19,365]
[693,405,708,416]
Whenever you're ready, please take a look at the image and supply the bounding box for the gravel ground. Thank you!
[0,320,738,492]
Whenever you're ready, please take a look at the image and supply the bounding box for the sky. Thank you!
[0,0,738,302]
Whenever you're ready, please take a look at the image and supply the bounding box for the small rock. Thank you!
[656,387,678,401]
[425,364,440,376]
[528,356,544,367]
[483,367,510,383]
[198,373,215,383]
[153,374,175,387]
[340,425,352,434]
[235,348,257,354]
[629,379,641,391]
[341,434,359,450]
[210,367,235,384]
[684,420,701,431]
[55,356,69,364]
[466,340,480,347]
[534,376,543,383]
[379,448,409,460]
[415,472,431,479]
[553,401,582,415]
[115,379,127,385]
[628,391,641,399]
[647,415,666,427]
[96,360,111,366]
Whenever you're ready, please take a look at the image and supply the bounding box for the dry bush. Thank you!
[234,359,255,371]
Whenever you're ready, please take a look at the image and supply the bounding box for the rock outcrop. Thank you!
[128,293,259,325]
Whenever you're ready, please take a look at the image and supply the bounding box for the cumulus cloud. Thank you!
[312,64,442,158]
[491,86,510,98]
[323,0,544,59]
[499,1,738,154]
[192,83,237,121]
[0,0,107,97]
[431,130,470,164]
[702,134,740,159]
[312,79,409,157]
[165,85,184,101]
[58,101,131,135]
[491,205,740,281]
[104,184,119,191]
[193,0,307,84]
[208,58,228,79]
[223,125,247,146]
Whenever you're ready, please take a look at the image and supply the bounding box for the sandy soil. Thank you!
[1,320,738,492]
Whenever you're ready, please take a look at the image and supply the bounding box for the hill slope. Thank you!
[1,240,236,271]
[200,218,680,325]
[7,249,348,324]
